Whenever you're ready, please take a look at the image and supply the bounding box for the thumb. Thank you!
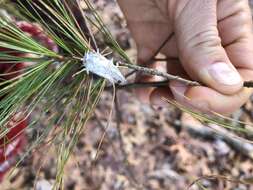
[173,0,243,94]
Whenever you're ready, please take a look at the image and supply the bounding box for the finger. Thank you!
[150,87,173,107]
[118,0,178,62]
[166,58,187,76]
[136,31,178,64]
[134,58,167,104]
[173,0,243,95]
[218,0,253,69]
[150,58,187,106]
[169,69,253,114]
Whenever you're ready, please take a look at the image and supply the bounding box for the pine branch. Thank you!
[119,61,200,86]
[67,55,200,86]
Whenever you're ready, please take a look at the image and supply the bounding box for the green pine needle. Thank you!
[0,0,116,187]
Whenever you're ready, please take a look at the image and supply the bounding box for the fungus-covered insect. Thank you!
[82,51,126,84]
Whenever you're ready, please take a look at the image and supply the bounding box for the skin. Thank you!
[118,0,253,114]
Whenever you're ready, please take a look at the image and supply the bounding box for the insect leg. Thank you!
[72,68,87,78]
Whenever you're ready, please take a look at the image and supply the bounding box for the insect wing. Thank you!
[107,59,126,84]
[84,52,126,84]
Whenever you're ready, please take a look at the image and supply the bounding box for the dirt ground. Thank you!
[2,0,253,190]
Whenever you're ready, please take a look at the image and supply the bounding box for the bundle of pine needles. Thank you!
[0,0,133,188]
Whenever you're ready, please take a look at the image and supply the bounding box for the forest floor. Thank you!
[2,0,253,190]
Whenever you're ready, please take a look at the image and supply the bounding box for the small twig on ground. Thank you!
[176,118,253,160]
[186,175,250,190]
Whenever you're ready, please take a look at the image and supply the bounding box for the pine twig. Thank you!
[149,33,174,62]
[243,81,253,88]
[178,118,253,160]
[113,80,170,90]
[186,175,249,190]
[119,62,200,86]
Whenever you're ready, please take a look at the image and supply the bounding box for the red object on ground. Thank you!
[0,131,27,181]
[0,21,57,182]
[0,80,28,182]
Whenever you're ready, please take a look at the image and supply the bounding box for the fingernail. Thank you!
[208,62,242,86]
[150,88,173,109]
[170,82,188,101]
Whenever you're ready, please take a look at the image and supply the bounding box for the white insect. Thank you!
[82,51,126,84]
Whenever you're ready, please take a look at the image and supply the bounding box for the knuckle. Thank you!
[236,10,252,24]
[218,0,252,22]
[229,0,249,10]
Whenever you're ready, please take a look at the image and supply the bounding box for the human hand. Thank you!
[118,0,253,114]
